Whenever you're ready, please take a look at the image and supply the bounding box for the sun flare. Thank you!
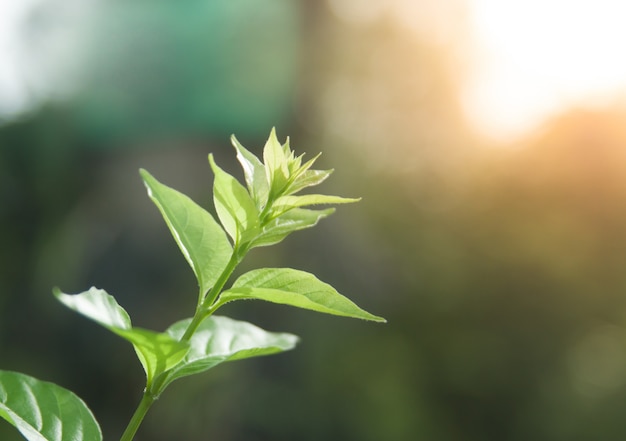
[464,0,626,141]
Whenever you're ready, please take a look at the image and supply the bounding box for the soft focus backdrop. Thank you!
[3,1,626,440]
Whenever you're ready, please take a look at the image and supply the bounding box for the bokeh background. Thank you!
[3,1,626,440]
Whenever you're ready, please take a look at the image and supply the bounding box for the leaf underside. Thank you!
[252,208,335,248]
[54,287,189,387]
[161,315,299,389]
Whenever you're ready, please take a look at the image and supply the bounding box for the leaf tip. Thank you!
[52,286,62,299]
[138,168,152,181]
[355,312,387,323]
[208,154,222,176]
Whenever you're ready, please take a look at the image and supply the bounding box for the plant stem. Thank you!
[119,245,249,440]
[181,244,246,341]
[119,392,155,441]
[203,248,244,307]
[180,307,210,342]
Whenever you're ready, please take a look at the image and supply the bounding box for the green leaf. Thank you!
[252,208,335,248]
[270,194,360,218]
[159,315,298,388]
[54,286,132,329]
[140,169,232,297]
[119,329,189,389]
[0,370,102,441]
[54,288,189,387]
[209,154,260,244]
[220,268,386,322]
[231,135,269,210]
[263,128,290,198]
[286,166,333,195]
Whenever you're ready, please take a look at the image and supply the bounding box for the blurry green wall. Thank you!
[74,0,299,143]
[3,1,626,441]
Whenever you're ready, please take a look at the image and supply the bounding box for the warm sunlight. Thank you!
[463,0,626,141]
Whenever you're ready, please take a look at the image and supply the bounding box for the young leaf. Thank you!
[209,154,260,244]
[0,370,103,441]
[263,128,290,198]
[140,169,232,297]
[293,168,332,188]
[219,268,386,322]
[285,163,333,196]
[252,208,335,248]
[54,288,189,387]
[158,316,299,389]
[231,135,269,209]
[270,194,360,218]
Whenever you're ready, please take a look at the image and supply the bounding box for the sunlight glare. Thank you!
[464,0,626,141]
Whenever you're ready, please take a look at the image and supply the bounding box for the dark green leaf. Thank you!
[54,288,189,387]
[0,370,102,441]
[160,315,298,388]
[140,169,232,296]
[220,268,386,322]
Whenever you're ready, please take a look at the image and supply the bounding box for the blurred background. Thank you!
[3,0,626,440]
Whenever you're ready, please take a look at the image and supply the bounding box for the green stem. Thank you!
[259,193,278,224]
[119,392,156,441]
[203,248,243,309]
[181,244,247,341]
[180,308,209,342]
[119,242,253,439]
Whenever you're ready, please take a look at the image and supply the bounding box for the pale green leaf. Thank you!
[140,169,232,296]
[220,268,386,322]
[287,150,303,175]
[252,208,335,248]
[0,370,102,441]
[54,288,189,387]
[54,287,131,330]
[287,168,332,195]
[209,154,260,244]
[117,328,189,388]
[231,135,269,209]
[271,194,360,218]
[160,315,298,388]
[263,128,290,198]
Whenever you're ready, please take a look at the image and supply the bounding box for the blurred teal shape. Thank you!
[75,0,300,143]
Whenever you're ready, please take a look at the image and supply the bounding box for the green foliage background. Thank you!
[3,1,626,440]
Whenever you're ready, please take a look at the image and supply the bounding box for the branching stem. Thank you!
[120,243,251,441]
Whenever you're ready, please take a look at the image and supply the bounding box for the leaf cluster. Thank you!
[0,129,384,441]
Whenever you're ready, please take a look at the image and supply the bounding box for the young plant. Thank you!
[0,129,385,441]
